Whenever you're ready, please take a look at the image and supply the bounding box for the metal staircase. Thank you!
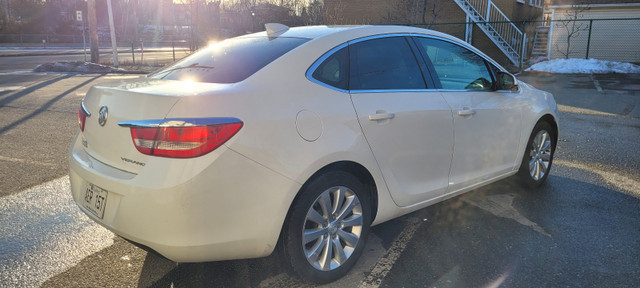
[531,26,550,57]
[453,0,526,65]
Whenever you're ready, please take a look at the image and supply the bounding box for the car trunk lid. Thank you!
[79,78,228,174]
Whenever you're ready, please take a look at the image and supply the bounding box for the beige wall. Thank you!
[549,7,640,62]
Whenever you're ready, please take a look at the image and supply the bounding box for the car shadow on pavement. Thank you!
[380,173,640,288]
[137,170,640,288]
[0,74,72,107]
[0,74,101,135]
[142,251,290,288]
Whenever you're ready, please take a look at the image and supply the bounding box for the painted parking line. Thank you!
[0,176,113,288]
[0,86,26,92]
[590,74,603,93]
[359,217,423,288]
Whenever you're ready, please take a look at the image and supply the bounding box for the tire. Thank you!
[518,121,556,188]
[282,171,371,284]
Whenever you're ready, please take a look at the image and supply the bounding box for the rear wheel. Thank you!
[282,171,371,284]
[518,121,556,188]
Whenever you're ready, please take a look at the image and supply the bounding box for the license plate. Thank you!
[83,183,108,219]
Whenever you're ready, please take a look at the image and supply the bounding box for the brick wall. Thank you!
[323,0,543,69]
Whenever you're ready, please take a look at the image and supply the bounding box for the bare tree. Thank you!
[88,0,99,63]
[1,0,9,28]
[323,0,345,25]
[385,0,444,26]
[302,0,323,25]
[422,0,444,29]
[554,2,590,59]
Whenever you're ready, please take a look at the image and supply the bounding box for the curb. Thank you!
[0,48,174,57]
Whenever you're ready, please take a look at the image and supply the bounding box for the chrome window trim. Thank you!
[118,117,242,128]
[306,32,516,93]
[350,88,519,94]
[305,42,350,93]
[350,89,434,94]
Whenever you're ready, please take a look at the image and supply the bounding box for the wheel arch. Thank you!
[278,161,379,251]
[538,113,559,147]
[295,161,379,222]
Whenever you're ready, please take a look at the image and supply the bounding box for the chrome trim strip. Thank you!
[350,89,438,94]
[350,88,519,93]
[118,117,242,128]
[80,101,91,117]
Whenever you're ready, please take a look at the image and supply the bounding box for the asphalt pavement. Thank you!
[0,56,638,287]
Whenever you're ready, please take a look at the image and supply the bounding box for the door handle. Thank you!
[457,108,476,117]
[368,112,395,121]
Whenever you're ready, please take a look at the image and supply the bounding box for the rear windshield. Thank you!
[149,36,309,84]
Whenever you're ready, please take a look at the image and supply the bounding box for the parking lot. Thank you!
[1,70,639,287]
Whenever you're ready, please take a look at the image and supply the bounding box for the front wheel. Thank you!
[282,171,371,284]
[518,121,556,188]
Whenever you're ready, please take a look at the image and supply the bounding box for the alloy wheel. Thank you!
[302,186,363,271]
[528,130,552,181]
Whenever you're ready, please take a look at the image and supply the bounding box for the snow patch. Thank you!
[526,58,640,74]
[33,61,127,73]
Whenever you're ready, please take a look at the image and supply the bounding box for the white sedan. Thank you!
[70,24,558,283]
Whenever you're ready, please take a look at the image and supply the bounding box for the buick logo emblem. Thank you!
[98,106,108,127]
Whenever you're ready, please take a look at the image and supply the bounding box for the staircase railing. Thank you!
[454,0,525,66]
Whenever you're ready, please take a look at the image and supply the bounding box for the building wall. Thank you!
[324,0,543,68]
[323,0,393,24]
[549,6,640,62]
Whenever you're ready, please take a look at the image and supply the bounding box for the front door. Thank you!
[413,37,523,192]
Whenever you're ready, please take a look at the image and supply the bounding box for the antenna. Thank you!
[265,23,289,37]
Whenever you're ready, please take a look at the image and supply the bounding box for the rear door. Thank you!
[413,37,523,192]
[346,36,454,207]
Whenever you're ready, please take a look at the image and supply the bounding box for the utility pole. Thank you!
[88,0,99,63]
[107,0,118,67]
[1,0,9,27]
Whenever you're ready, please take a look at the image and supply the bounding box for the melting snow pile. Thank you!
[34,61,126,73]
[526,58,640,74]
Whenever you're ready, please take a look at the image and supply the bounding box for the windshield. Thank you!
[149,36,309,84]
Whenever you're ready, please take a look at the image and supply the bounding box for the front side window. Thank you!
[414,37,494,91]
[150,36,309,84]
[349,37,426,90]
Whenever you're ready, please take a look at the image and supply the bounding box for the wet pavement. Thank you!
[0,71,639,287]
[0,177,113,287]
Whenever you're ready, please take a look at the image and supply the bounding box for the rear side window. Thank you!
[349,37,426,90]
[150,37,309,84]
[312,46,349,90]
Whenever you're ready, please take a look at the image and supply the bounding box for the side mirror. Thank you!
[496,72,519,91]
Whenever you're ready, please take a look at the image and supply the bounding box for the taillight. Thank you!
[127,120,243,158]
[78,108,87,132]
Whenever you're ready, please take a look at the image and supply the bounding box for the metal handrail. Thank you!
[453,0,524,65]
[487,2,523,55]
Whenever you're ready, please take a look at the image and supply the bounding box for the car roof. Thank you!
[242,25,463,44]
[239,24,507,74]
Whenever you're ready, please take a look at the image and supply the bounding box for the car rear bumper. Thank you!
[69,133,301,262]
